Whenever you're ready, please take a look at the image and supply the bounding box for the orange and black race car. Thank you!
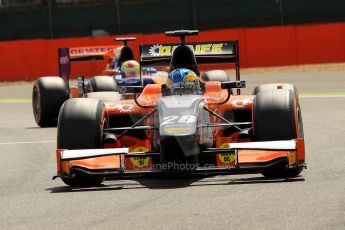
[32,38,168,127]
[53,30,306,187]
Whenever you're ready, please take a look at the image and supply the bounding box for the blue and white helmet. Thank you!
[166,68,197,86]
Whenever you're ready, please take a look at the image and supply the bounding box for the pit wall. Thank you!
[0,22,344,81]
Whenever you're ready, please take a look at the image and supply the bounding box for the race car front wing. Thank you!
[54,139,306,180]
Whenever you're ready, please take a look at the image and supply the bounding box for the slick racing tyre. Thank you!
[253,88,303,178]
[57,98,107,186]
[32,77,69,127]
[201,70,230,82]
[253,83,297,96]
[90,76,118,92]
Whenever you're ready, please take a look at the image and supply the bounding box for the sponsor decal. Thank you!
[218,142,236,164]
[218,152,236,164]
[148,44,162,57]
[59,56,69,65]
[113,103,134,113]
[58,48,71,82]
[147,43,225,57]
[129,146,150,168]
[69,47,115,57]
[231,98,252,109]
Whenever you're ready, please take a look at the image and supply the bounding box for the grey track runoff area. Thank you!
[0,70,344,230]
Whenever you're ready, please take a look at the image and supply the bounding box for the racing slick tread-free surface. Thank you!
[253,83,297,96]
[253,89,296,141]
[32,77,69,127]
[253,88,302,178]
[57,98,106,186]
[201,70,230,82]
[90,76,118,92]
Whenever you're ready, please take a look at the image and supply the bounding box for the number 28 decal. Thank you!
[161,115,196,125]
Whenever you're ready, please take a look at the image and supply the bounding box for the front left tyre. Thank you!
[57,98,107,186]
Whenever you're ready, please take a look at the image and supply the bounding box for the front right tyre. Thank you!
[253,88,303,178]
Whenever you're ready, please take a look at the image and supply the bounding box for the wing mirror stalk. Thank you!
[217,81,246,104]
[221,80,246,89]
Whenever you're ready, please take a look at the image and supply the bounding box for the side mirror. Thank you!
[221,81,246,89]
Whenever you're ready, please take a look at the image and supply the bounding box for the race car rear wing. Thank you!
[139,40,241,83]
[140,41,238,65]
[58,37,136,84]
[58,45,120,84]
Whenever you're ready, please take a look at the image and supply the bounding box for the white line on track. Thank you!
[300,95,345,98]
[0,140,55,145]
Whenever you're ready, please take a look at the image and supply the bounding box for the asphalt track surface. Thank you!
[0,70,345,230]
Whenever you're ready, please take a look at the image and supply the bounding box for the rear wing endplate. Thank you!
[58,45,120,83]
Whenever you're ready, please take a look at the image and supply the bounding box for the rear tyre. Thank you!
[253,88,303,178]
[90,76,117,92]
[57,98,107,186]
[32,77,69,127]
[201,70,230,82]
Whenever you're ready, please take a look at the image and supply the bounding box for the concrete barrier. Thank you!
[0,22,344,81]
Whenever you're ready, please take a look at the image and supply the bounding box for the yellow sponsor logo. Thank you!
[130,146,150,168]
[155,43,224,56]
[218,142,235,164]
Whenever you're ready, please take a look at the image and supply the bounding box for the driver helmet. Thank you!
[166,68,197,86]
[121,60,140,78]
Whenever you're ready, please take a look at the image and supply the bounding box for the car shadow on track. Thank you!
[46,175,305,193]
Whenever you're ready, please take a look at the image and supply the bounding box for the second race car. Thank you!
[32,37,168,127]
